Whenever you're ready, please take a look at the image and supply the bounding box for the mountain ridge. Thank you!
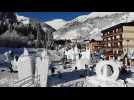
[53,12,134,40]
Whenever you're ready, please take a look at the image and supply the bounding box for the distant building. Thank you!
[101,21,134,67]
[85,39,103,54]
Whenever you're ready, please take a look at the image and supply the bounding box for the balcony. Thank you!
[102,32,122,38]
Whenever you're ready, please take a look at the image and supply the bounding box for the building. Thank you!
[101,21,134,67]
[86,39,103,54]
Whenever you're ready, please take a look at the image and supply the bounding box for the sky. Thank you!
[17,12,90,22]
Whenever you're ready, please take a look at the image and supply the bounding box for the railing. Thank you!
[12,75,40,87]
[103,32,122,38]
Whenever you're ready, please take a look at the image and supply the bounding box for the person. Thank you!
[51,67,56,76]
[57,71,62,79]
[124,80,128,87]
[7,51,15,73]
[75,66,78,71]
[85,64,88,76]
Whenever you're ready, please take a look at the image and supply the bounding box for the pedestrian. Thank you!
[51,67,56,76]
[75,66,78,71]
[124,80,128,87]
[85,64,88,76]
[58,71,62,79]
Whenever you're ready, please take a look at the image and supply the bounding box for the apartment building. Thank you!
[101,21,134,66]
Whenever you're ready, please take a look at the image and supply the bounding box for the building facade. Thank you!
[86,39,103,54]
[101,21,134,66]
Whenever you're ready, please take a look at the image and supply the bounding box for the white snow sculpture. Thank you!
[17,48,33,81]
[36,50,49,87]
[75,59,90,70]
[11,57,18,71]
[23,48,29,56]
[81,49,91,60]
[96,60,120,81]
[74,49,91,70]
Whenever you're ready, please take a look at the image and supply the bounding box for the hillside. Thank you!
[53,12,134,40]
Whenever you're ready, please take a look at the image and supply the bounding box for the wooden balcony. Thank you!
[102,32,122,38]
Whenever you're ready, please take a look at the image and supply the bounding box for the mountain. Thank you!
[0,12,56,48]
[16,14,30,25]
[45,19,67,30]
[53,12,134,40]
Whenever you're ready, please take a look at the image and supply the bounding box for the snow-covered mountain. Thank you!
[45,19,67,30]
[16,14,30,25]
[54,12,134,40]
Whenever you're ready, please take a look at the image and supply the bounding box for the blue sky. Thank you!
[17,12,90,22]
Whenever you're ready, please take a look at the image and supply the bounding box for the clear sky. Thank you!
[17,12,90,22]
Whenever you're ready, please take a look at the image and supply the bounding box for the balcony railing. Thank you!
[103,32,122,38]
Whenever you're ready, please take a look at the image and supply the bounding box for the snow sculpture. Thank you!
[65,45,79,61]
[17,48,33,81]
[36,50,49,87]
[75,59,90,70]
[96,61,120,81]
[11,57,18,71]
[128,49,134,59]
[74,49,91,70]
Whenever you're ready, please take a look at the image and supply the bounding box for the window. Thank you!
[117,35,120,39]
[116,28,119,32]
[108,37,111,40]
[116,50,119,54]
[118,42,120,46]
[108,43,111,47]
[114,36,116,39]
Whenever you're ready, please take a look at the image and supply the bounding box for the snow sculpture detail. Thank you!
[36,50,49,87]
[96,61,120,81]
[17,48,33,81]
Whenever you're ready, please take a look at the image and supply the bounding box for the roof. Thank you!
[101,21,134,33]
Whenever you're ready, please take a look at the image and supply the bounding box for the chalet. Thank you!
[85,39,103,54]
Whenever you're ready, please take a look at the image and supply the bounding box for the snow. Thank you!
[16,14,30,25]
[45,19,67,30]
[89,28,103,41]
[74,12,124,23]
[88,12,124,18]
[54,12,134,41]
[54,29,81,40]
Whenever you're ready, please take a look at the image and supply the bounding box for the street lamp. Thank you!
[126,40,129,55]
[126,39,130,66]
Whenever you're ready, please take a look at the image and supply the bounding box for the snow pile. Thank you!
[45,19,67,30]
[86,76,124,87]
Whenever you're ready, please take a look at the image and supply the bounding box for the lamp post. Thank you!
[126,39,130,66]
